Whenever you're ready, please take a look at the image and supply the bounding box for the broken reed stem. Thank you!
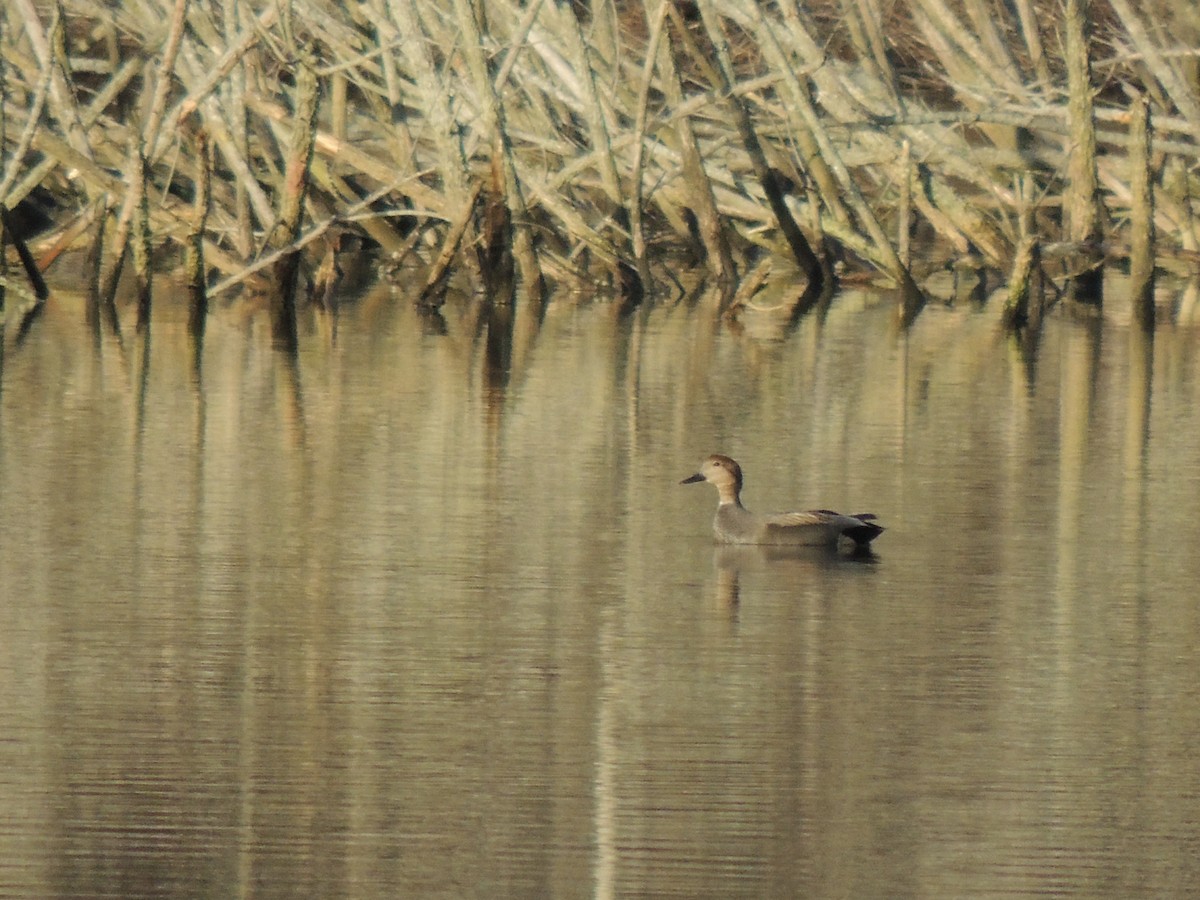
[655,0,736,294]
[96,135,139,310]
[133,146,151,331]
[186,127,210,338]
[85,197,107,331]
[330,71,347,141]
[142,0,190,160]
[453,0,544,305]
[418,180,483,308]
[268,55,320,347]
[630,0,668,293]
[477,157,515,301]
[0,25,51,307]
[1063,0,1103,306]
[7,57,140,211]
[1128,93,1154,328]
[897,139,912,267]
[221,0,253,259]
[13,0,96,176]
[1003,235,1041,329]
[0,21,54,204]
[98,0,189,313]
[741,4,855,233]
[555,0,641,304]
[693,0,823,292]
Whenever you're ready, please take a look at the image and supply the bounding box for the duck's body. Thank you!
[682,454,884,549]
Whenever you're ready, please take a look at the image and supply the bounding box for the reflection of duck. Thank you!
[682,454,884,549]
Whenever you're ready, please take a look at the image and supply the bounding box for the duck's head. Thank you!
[681,454,743,502]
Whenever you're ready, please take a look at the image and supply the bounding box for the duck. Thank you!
[681,454,884,548]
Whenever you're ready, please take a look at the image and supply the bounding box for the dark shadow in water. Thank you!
[189,319,206,391]
[278,340,307,449]
[481,300,514,397]
[11,298,45,346]
[191,329,207,459]
[314,303,339,346]
[1078,310,1105,402]
[135,329,152,445]
[711,543,879,612]
[952,260,989,306]
[416,304,448,336]
[897,285,926,330]
[1127,322,1153,465]
[1013,326,1042,394]
[725,274,835,343]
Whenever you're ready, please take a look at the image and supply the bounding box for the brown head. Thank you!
[680,454,744,504]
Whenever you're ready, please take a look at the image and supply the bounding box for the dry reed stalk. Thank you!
[267,55,320,347]
[1107,0,1200,142]
[1063,0,1103,306]
[183,61,275,229]
[95,136,141,309]
[0,5,5,316]
[1128,94,1154,328]
[769,3,982,280]
[453,0,544,304]
[222,0,253,259]
[93,0,187,309]
[477,159,516,302]
[919,0,1024,95]
[897,140,911,268]
[330,71,347,141]
[550,0,641,302]
[768,2,1017,265]
[733,4,854,233]
[648,0,736,292]
[1011,0,1051,88]
[743,2,925,292]
[241,92,440,215]
[418,180,483,307]
[629,0,666,293]
[724,254,772,318]
[0,25,52,205]
[846,0,897,100]
[186,127,210,338]
[1002,236,1040,330]
[142,0,190,158]
[133,147,152,332]
[372,0,401,111]
[385,0,469,211]
[12,0,96,176]
[84,198,107,331]
[5,56,141,209]
[692,0,822,293]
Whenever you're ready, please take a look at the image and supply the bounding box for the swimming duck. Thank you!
[682,454,884,548]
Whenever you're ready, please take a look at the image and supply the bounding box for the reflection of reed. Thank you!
[712,544,877,613]
[1121,326,1153,551]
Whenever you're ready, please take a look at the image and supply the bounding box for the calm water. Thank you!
[2,279,1199,898]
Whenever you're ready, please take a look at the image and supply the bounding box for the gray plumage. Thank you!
[682,454,884,548]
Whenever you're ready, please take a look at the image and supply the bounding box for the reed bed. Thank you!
[1,0,1199,338]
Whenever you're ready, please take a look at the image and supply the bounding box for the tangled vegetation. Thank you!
[1,0,1198,341]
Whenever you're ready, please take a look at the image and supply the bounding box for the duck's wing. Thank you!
[763,510,845,528]
[765,509,885,544]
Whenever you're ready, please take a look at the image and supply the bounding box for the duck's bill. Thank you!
[680,473,705,484]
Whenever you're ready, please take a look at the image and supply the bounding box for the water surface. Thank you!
[2,282,1199,897]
